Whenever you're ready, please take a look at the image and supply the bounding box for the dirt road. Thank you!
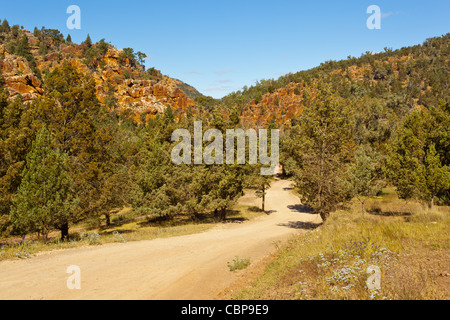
[0,178,319,300]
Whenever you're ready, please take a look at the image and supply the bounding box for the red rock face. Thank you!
[0,44,43,102]
[239,83,311,128]
[0,31,195,121]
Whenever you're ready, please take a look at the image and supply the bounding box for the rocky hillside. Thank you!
[0,21,200,122]
[218,33,449,129]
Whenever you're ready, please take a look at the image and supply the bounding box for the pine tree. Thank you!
[386,107,450,208]
[346,145,385,215]
[84,33,92,48]
[205,165,245,220]
[0,19,10,33]
[282,82,354,221]
[422,144,450,209]
[0,94,36,235]
[87,107,130,226]
[254,175,271,212]
[37,62,118,231]
[10,127,78,240]
[136,51,147,65]
[38,62,127,228]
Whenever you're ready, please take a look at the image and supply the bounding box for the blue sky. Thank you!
[1,0,449,98]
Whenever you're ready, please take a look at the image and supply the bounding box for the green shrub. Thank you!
[81,232,102,245]
[228,256,251,271]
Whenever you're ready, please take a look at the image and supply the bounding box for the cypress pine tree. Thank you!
[38,62,126,229]
[10,126,79,240]
[386,107,450,209]
[346,145,385,215]
[0,94,36,235]
[84,33,92,47]
[281,82,355,222]
[0,19,10,33]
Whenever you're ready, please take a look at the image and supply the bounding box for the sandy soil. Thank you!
[0,178,320,300]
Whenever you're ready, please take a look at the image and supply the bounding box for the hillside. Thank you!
[2,20,447,130]
[0,22,198,122]
[214,33,449,129]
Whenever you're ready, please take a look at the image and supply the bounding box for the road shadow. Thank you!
[225,217,248,224]
[247,206,277,215]
[278,221,322,230]
[287,204,315,214]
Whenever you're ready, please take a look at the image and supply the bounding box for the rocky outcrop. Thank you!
[0,32,196,120]
[0,44,43,102]
[240,83,310,128]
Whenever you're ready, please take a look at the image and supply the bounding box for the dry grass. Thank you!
[232,189,450,300]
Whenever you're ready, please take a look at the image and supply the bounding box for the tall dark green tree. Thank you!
[0,93,36,235]
[254,175,271,212]
[10,126,78,240]
[386,106,450,208]
[0,19,10,33]
[84,34,92,47]
[346,145,385,215]
[35,62,124,235]
[282,83,355,221]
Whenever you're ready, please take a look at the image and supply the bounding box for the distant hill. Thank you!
[210,33,449,129]
[172,78,204,99]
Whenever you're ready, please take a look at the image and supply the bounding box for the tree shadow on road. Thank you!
[278,221,322,230]
[287,204,315,214]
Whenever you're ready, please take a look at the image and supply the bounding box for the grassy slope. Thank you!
[232,189,450,300]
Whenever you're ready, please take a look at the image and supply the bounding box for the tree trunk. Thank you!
[428,198,435,211]
[262,193,265,212]
[60,222,69,241]
[221,207,227,221]
[320,211,329,222]
[192,211,200,221]
[105,212,111,227]
[41,226,49,242]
